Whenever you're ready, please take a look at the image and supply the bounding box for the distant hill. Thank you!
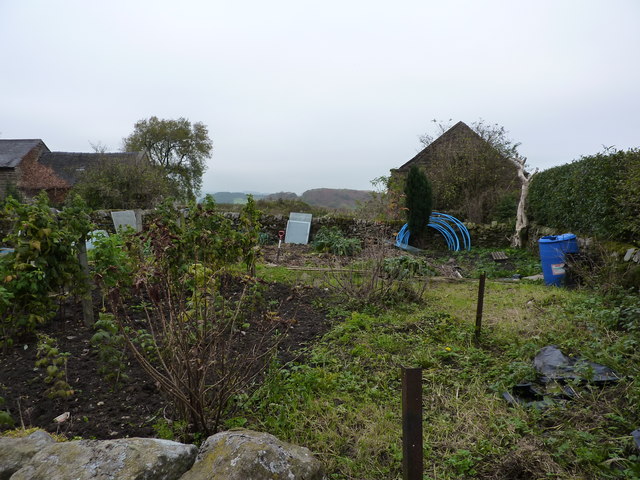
[208,188,372,210]
[205,192,268,204]
[301,189,372,210]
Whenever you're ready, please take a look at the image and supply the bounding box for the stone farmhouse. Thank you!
[0,139,146,204]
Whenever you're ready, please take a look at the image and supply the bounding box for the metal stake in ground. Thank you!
[475,272,486,343]
[402,367,423,480]
[276,230,285,263]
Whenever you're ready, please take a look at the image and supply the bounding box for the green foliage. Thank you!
[322,245,428,313]
[382,255,436,279]
[0,395,14,427]
[0,182,23,204]
[70,157,173,209]
[140,196,257,280]
[237,195,261,275]
[355,176,405,223]
[450,247,541,279]
[616,150,640,238]
[528,148,640,241]
[104,199,276,437]
[90,313,129,386]
[152,417,189,441]
[90,232,135,292]
[492,191,519,224]
[413,119,521,223]
[123,116,212,201]
[258,232,276,245]
[312,226,361,256]
[254,197,327,217]
[234,281,640,479]
[0,194,93,349]
[35,334,73,399]
[404,165,433,245]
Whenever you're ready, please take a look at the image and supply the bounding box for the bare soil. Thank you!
[0,242,485,440]
[0,279,331,440]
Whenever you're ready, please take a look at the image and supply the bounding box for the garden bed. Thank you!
[0,280,332,440]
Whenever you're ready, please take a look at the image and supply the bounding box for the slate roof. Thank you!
[397,121,501,172]
[0,139,49,168]
[39,151,144,186]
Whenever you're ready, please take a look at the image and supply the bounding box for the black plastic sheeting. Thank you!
[533,345,620,384]
[502,345,619,408]
[632,430,640,451]
[503,346,640,450]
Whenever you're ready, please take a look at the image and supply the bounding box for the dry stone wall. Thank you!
[0,429,325,480]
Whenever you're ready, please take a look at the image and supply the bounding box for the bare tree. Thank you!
[510,156,538,248]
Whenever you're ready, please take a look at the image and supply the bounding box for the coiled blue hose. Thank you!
[395,212,471,251]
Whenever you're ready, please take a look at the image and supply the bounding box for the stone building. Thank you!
[0,139,145,203]
[391,121,520,223]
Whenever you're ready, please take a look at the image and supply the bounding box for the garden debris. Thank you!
[522,274,544,281]
[502,381,577,409]
[53,412,70,423]
[623,248,636,262]
[491,251,508,262]
[631,429,640,451]
[534,345,619,384]
[502,345,619,408]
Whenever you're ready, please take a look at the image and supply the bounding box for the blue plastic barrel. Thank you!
[538,234,579,286]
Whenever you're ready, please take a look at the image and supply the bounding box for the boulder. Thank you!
[180,429,325,480]
[11,437,197,480]
[0,430,55,480]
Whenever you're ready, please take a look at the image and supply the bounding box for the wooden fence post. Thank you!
[474,273,486,343]
[402,367,423,480]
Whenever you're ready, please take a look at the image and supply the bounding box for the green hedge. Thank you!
[528,149,640,241]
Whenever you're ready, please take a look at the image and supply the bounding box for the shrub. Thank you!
[0,395,14,427]
[325,243,428,311]
[404,166,433,246]
[0,194,93,350]
[90,313,129,387]
[35,334,73,399]
[383,255,436,279]
[528,149,640,241]
[312,226,361,256]
[105,198,275,438]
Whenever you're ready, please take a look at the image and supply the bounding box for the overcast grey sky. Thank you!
[1,1,639,194]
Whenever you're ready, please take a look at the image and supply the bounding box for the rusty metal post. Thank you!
[402,367,423,480]
[475,273,486,343]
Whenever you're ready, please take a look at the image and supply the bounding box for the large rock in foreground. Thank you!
[0,430,55,480]
[181,429,324,480]
[11,437,197,480]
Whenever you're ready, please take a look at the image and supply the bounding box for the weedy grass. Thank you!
[233,273,640,479]
[446,247,542,279]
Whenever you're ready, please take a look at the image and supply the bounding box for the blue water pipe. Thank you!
[395,212,471,251]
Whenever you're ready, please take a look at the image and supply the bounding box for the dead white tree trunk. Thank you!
[511,157,538,248]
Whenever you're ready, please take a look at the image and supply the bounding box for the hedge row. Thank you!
[528,149,640,241]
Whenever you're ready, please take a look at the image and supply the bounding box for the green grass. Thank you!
[447,247,542,279]
[232,277,640,479]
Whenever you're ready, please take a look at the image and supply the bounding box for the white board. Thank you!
[285,212,312,244]
[111,210,139,232]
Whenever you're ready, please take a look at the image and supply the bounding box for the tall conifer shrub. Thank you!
[404,166,433,246]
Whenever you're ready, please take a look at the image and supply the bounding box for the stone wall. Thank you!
[0,169,18,200]
[6,206,608,255]
[0,429,325,480]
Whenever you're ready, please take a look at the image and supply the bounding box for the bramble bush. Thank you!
[0,194,93,350]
